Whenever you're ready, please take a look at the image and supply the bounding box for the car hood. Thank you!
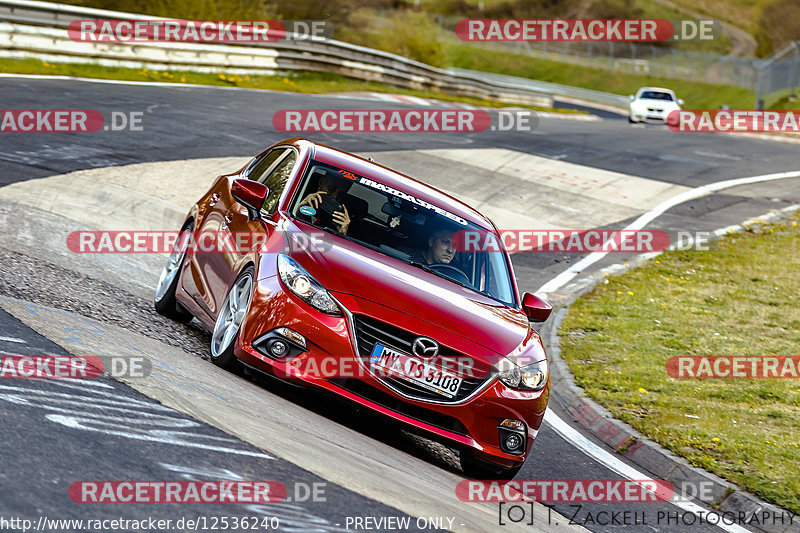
[290,227,529,358]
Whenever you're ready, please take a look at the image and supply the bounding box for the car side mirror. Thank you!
[231,179,268,221]
[522,292,552,323]
[678,99,685,106]
[629,95,635,100]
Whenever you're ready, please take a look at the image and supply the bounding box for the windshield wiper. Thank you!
[337,232,383,253]
[408,262,467,287]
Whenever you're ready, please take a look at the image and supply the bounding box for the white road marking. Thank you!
[0,336,26,343]
[0,72,346,99]
[0,382,274,459]
[536,169,800,296]
[223,132,262,145]
[694,150,742,161]
[538,168,800,532]
[393,94,433,106]
[0,350,28,356]
[367,92,403,102]
[549,202,582,213]
[544,411,751,533]
[420,147,691,211]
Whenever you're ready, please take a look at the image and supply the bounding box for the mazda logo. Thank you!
[412,337,439,358]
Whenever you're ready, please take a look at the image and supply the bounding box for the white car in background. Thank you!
[628,87,684,124]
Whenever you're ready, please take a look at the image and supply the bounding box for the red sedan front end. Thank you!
[156,138,552,478]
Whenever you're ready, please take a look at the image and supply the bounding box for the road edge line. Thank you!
[542,205,800,533]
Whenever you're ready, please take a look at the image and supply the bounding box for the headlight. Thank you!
[277,254,341,316]
[499,359,548,391]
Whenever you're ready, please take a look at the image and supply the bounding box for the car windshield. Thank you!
[289,160,517,306]
[640,91,674,101]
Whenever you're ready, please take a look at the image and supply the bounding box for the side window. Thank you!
[261,151,297,215]
[247,148,288,183]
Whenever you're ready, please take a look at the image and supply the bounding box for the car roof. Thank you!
[637,87,675,94]
[297,139,495,229]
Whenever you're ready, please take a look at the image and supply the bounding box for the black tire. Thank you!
[460,450,523,480]
[209,266,255,371]
[154,221,194,324]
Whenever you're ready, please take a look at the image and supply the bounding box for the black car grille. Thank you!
[328,378,468,435]
[352,315,492,403]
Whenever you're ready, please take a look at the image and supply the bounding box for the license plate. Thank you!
[370,343,462,399]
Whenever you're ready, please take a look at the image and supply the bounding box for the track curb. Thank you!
[541,219,800,533]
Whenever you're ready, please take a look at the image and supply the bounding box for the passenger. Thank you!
[298,172,351,234]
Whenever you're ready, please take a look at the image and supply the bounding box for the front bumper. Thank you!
[234,275,549,467]
[631,112,668,122]
[631,106,676,123]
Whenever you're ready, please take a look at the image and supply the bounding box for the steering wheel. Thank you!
[428,263,473,288]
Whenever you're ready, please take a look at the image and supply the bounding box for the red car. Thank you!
[154,138,552,478]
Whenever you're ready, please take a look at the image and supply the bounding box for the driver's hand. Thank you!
[332,205,350,234]
[300,191,326,209]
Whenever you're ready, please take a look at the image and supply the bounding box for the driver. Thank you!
[423,229,455,265]
[403,228,456,265]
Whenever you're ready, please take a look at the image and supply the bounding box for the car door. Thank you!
[204,147,299,317]
[189,147,289,316]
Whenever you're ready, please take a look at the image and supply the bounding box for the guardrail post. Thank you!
[670,48,675,78]
[755,64,764,110]
[792,43,800,97]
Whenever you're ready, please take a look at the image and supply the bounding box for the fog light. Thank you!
[270,340,288,356]
[253,329,308,360]
[498,419,527,455]
[505,433,523,451]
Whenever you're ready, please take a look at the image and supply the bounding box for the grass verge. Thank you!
[0,58,577,113]
[445,43,757,109]
[560,213,800,513]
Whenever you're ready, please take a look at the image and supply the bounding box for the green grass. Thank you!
[0,58,578,113]
[770,92,800,110]
[632,0,734,54]
[445,43,757,109]
[653,0,759,34]
[560,214,800,513]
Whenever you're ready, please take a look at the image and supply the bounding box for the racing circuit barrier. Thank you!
[0,0,554,108]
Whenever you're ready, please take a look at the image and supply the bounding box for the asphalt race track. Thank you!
[1,75,799,533]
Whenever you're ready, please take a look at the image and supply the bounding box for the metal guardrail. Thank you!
[0,0,560,108]
[450,68,631,109]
